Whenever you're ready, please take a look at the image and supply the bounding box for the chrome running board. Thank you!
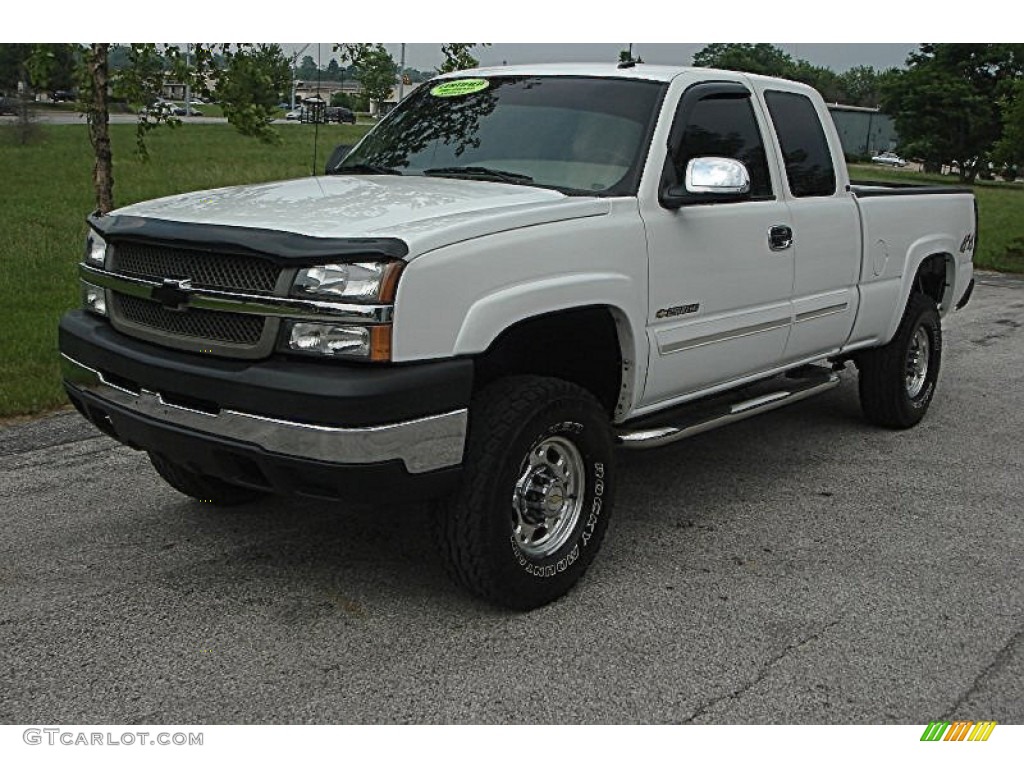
[616,369,840,449]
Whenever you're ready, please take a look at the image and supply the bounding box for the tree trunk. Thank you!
[87,44,114,214]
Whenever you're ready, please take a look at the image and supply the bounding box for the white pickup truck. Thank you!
[60,63,976,609]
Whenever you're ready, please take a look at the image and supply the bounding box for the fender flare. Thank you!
[452,274,645,418]
[885,235,958,343]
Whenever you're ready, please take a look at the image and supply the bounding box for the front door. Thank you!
[639,81,794,408]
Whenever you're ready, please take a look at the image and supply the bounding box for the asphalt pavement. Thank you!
[1,273,1021,724]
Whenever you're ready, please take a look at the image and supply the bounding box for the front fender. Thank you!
[454,273,634,355]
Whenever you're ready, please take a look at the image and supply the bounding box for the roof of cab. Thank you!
[436,62,810,90]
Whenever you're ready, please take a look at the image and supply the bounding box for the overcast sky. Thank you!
[283,43,919,73]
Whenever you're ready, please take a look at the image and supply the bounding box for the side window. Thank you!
[673,95,773,199]
[764,91,837,197]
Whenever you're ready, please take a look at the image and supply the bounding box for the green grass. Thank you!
[848,164,1024,273]
[0,122,368,417]
[0,131,1022,419]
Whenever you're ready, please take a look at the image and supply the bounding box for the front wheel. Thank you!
[857,292,943,429]
[433,376,615,610]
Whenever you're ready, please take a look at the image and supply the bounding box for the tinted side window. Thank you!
[674,96,772,199]
[764,91,837,197]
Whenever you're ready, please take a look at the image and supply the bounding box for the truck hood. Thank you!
[111,175,611,259]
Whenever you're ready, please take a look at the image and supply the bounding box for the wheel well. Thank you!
[913,253,952,307]
[473,307,624,416]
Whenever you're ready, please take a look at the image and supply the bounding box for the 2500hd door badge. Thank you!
[656,303,700,319]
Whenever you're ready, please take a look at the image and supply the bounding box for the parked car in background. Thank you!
[326,106,356,124]
[0,96,21,115]
[285,109,301,120]
[871,151,907,167]
[140,101,199,117]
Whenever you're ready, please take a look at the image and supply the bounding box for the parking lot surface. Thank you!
[1,274,1021,724]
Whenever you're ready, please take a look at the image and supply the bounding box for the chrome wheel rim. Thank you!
[906,326,931,398]
[511,435,585,558]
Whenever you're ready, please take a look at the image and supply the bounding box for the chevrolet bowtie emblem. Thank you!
[152,277,193,311]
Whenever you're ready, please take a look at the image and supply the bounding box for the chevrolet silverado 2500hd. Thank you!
[59,64,976,609]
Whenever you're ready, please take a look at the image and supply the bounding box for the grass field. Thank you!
[848,163,1024,273]
[0,122,368,417]
[1,127,1022,418]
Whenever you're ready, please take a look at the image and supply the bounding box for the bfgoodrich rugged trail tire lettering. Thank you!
[148,453,267,506]
[857,292,943,429]
[433,376,615,610]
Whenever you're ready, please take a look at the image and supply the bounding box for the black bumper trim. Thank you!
[66,385,460,503]
[59,310,473,429]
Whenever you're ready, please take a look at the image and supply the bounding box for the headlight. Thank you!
[85,232,107,267]
[292,261,404,303]
[81,281,108,316]
[283,321,392,361]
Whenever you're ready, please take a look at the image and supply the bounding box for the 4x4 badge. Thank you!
[152,278,193,312]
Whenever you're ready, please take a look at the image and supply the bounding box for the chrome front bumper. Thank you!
[61,354,467,474]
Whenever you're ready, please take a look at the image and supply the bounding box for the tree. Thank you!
[330,91,354,109]
[995,78,1024,168]
[28,43,295,213]
[439,44,489,74]
[692,43,795,77]
[296,55,318,81]
[0,43,79,94]
[789,59,841,102]
[838,65,884,108]
[326,58,341,79]
[343,44,396,115]
[691,43,891,107]
[692,43,841,99]
[83,44,114,213]
[881,44,1024,181]
[213,44,291,142]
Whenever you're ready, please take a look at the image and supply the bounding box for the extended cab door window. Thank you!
[764,91,837,197]
[670,93,773,200]
[762,88,858,366]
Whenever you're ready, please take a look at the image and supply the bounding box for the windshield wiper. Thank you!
[331,163,402,176]
[422,166,534,185]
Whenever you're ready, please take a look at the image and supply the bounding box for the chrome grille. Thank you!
[111,243,281,293]
[113,294,265,345]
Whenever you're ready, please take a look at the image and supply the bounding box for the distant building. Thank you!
[293,80,362,103]
[827,104,898,158]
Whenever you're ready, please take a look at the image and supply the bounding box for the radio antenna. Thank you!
[311,43,322,176]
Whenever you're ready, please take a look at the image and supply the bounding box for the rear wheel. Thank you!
[148,453,267,506]
[433,376,615,610]
[857,292,942,429]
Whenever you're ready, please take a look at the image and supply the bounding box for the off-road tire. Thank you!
[433,376,615,610]
[857,292,942,429]
[148,453,267,506]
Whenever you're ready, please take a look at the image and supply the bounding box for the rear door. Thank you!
[638,80,794,407]
[758,87,860,363]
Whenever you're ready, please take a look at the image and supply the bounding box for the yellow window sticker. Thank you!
[430,79,490,98]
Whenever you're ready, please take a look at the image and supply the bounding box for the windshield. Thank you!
[334,76,667,196]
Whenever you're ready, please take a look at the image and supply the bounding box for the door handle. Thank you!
[769,225,793,251]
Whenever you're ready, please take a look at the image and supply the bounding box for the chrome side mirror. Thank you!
[685,157,751,195]
[660,156,753,209]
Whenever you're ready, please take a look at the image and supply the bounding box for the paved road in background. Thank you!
[0,113,364,126]
[1,275,1021,724]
